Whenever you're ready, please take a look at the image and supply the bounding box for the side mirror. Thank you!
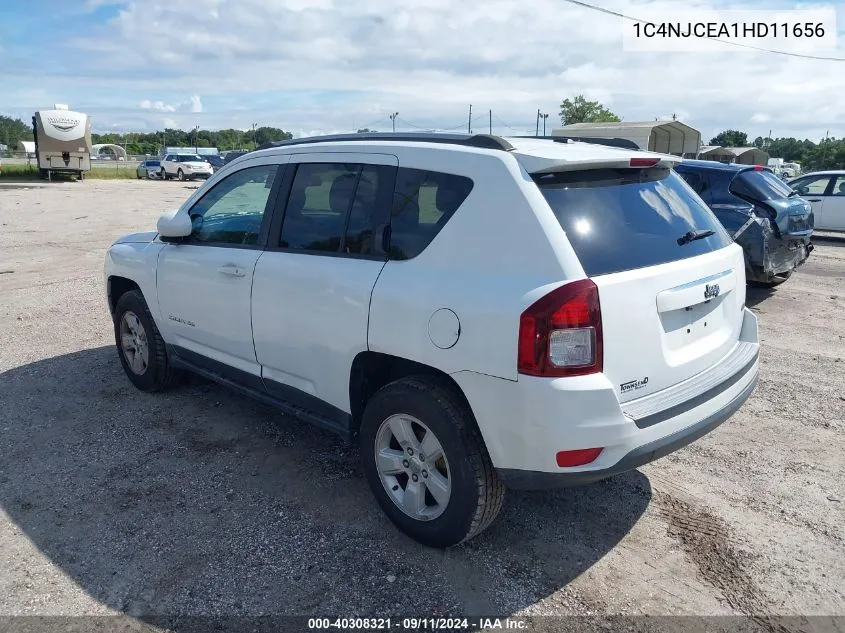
[157,208,192,239]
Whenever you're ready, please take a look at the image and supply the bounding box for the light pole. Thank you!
[540,112,549,136]
[389,112,399,133]
[252,123,257,148]
[194,125,199,152]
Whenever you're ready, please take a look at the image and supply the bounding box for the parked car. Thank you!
[205,154,225,173]
[136,159,161,179]
[104,133,759,547]
[159,154,213,181]
[675,161,814,286]
[223,150,249,165]
[788,171,845,232]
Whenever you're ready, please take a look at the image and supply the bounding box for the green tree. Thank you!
[0,115,33,150]
[803,138,845,170]
[709,130,749,147]
[558,95,621,125]
[254,126,293,146]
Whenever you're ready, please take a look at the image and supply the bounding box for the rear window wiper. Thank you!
[677,229,715,245]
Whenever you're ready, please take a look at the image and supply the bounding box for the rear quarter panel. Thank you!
[368,146,584,381]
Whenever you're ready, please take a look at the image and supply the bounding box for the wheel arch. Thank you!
[107,275,142,316]
[349,351,476,435]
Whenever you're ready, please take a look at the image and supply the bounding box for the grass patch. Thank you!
[0,163,138,181]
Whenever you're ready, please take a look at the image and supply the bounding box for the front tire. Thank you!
[359,376,505,548]
[113,290,182,392]
[160,168,168,181]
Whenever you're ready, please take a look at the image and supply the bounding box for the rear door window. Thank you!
[730,169,794,202]
[278,162,391,256]
[534,168,733,277]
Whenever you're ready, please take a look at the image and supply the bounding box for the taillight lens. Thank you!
[518,279,603,377]
[630,157,660,168]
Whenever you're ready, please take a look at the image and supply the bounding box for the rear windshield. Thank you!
[534,168,733,277]
[730,169,794,202]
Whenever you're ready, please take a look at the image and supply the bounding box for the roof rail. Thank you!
[515,135,640,151]
[256,132,515,152]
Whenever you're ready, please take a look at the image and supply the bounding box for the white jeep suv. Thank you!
[160,153,214,181]
[104,133,759,547]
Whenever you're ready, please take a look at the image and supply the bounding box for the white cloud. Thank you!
[8,0,844,140]
[139,99,176,112]
[139,96,202,113]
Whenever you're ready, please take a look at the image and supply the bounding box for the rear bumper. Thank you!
[453,308,759,490]
[740,218,813,282]
[497,365,757,489]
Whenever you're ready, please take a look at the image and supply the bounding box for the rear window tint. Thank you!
[730,169,794,202]
[534,168,733,277]
[389,168,473,260]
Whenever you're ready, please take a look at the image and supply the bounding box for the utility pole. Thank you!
[489,109,492,135]
[194,126,199,152]
[389,112,398,132]
[252,123,257,148]
[468,104,472,134]
[536,109,540,137]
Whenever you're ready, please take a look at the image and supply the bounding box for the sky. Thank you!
[0,0,843,141]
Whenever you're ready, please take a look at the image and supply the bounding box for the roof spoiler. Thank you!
[515,135,641,151]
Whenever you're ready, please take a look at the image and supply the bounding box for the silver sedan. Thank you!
[136,160,162,179]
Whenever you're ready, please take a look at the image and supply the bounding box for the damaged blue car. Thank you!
[675,161,814,286]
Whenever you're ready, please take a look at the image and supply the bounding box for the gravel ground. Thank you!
[0,181,843,629]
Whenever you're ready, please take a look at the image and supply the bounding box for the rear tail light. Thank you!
[518,279,603,377]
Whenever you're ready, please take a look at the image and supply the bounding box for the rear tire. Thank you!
[177,169,185,181]
[113,290,182,392]
[359,376,505,548]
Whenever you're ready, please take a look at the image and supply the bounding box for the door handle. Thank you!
[807,199,822,202]
[217,264,246,277]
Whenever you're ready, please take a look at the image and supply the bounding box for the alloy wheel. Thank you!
[374,414,451,521]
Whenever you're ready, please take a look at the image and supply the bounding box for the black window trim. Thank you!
[264,161,396,262]
[176,162,286,250]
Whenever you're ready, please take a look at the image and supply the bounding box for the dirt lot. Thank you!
[0,181,843,626]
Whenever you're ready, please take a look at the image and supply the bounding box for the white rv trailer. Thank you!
[32,105,92,181]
